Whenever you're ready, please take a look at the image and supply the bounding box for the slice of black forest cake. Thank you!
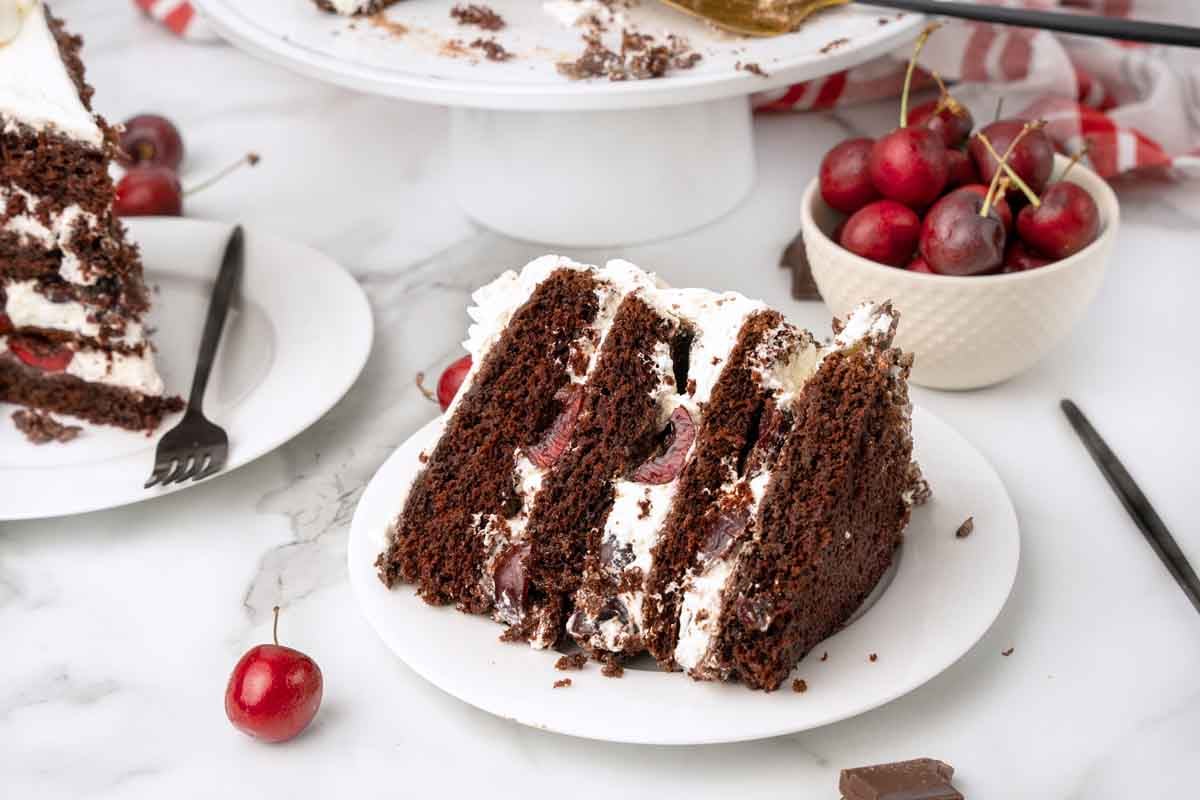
[0,1,181,431]
[376,256,926,691]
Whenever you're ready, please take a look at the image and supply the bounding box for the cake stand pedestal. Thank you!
[451,97,754,246]
[192,0,924,246]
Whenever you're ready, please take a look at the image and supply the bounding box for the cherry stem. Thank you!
[272,605,280,646]
[414,372,437,404]
[982,122,1030,207]
[1060,142,1091,181]
[982,175,1010,218]
[900,24,942,128]
[978,124,1044,208]
[185,152,261,197]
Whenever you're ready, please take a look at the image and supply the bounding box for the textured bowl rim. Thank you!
[801,153,1121,285]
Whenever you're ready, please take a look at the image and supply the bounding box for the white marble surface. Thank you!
[3,3,1199,797]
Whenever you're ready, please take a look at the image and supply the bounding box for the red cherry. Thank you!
[969,120,1056,195]
[919,187,1007,276]
[958,183,1013,232]
[436,354,472,411]
[120,114,185,171]
[908,99,975,148]
[1003,240,1053,272]
[831,219,847,245]
[840,200,921,267]
[908,255,936,273]
[8,336,74,372]
[526,385,583,468]
[1016,182,1101,260]
[115,167,183,217]
[225,607,323,744]
[819,138,881,215]
[869,127,950,209]
[631,406,695,484]
[945,149,981,190]
[493,541,531,620]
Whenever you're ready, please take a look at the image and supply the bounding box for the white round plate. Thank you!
[348,405,1019,745]
[193,0,925,110]
[0,218,373,521]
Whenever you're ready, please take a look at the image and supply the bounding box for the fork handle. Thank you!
[188,226,244,411]
[862,0,1200,48]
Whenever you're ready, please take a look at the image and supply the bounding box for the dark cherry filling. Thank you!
[631,406,695,484]
[526,385,583,468]
[7,334,74,373]
[493,541,531,622]
[699,506,751,562]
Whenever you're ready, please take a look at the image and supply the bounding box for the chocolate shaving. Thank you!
[736,61,768,78]
[781,231,821,301]
[955,516,974,539]
[450,4,505,31]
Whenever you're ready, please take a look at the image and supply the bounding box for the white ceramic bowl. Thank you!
[802,155,1119,390]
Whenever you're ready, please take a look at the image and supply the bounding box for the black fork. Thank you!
[145,226,243,489]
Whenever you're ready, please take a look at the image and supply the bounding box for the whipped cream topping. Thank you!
[320,0,378,15]
[3,280,145,346]
[0,186,103,285]
[0,334,165,395]
[0,1,103,147]
[542,0,628,28]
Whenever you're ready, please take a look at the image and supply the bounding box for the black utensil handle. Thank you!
[188,226,244,411]
[1061,400,1200,615]
[865,0,1200,48]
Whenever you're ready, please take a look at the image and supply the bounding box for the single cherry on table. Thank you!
[114,167,183,217]
[120,113,185,171]
[225,606,323,744]
[437,354,472,411]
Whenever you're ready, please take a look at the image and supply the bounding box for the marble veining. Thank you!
[0,2,1197,798]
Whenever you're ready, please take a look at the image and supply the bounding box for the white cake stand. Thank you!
[193,0,923,245]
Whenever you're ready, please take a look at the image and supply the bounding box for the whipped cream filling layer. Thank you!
[0,186,103,285]
[3,280,145,346]
[543,0,628,28]
[0,334,165,395]
[0,2,103,146]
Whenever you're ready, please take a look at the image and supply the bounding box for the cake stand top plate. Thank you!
[192,0,924,110]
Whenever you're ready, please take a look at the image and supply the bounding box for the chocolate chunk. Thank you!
[955,517,974,539]
[839,758,962,800]
[781,232,821,301]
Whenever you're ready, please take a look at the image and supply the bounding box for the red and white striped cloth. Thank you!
[754,0,1200,178]
[140,0,1199,177]
[134,0,219,42]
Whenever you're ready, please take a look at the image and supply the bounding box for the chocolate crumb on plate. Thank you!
[450,3,504,30]
[470,37,512,62]
[736,61,768,78]
[820,651,829,662]
[840,758,962,800]
[553,678,572,689]
[869,653,878,663]
[557,29,702,82]
[601,658,624,678]
[1002,647,1014,657]
[792,678,808,693]
[820,37,850,54]
[12,410,82,445]
[956,516,975,539]
[781,231,821,301]
[555,652,587,671]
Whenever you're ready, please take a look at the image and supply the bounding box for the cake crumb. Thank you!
[12,410,82,445]
[820,651,829,662]
[553,678,572,689]
[792,678,808,693]
[637,497,652,519]
[868,653,878,663]
[736,61,768,78]
[955,516,975,539]
[451,4,505,30]
[418,451,429,464]
[556,652,587,671]
[686,378,697,396]
[557,29,702,82]
[820,37,849,54]
[1002,647,1015,657]
[470,37,512,62]
[601,658,624,678]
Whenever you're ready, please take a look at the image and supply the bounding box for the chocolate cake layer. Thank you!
[0,352,182,432]
[508,295,683,646]
[378,268,601,609]
[715,324,915,691]
[640,310,789,669]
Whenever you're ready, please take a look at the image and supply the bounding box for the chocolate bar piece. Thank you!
[780,232,821,301]
[839,758,963,800]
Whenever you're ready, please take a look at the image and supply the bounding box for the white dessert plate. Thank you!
[348,405,1019,745]
[0,218,373,521]
[192,0,925,110]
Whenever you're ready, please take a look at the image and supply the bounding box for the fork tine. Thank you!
[194,448,227,481]
[175,453,203,483]
[161,456,191,486]
[144,459,174,489]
